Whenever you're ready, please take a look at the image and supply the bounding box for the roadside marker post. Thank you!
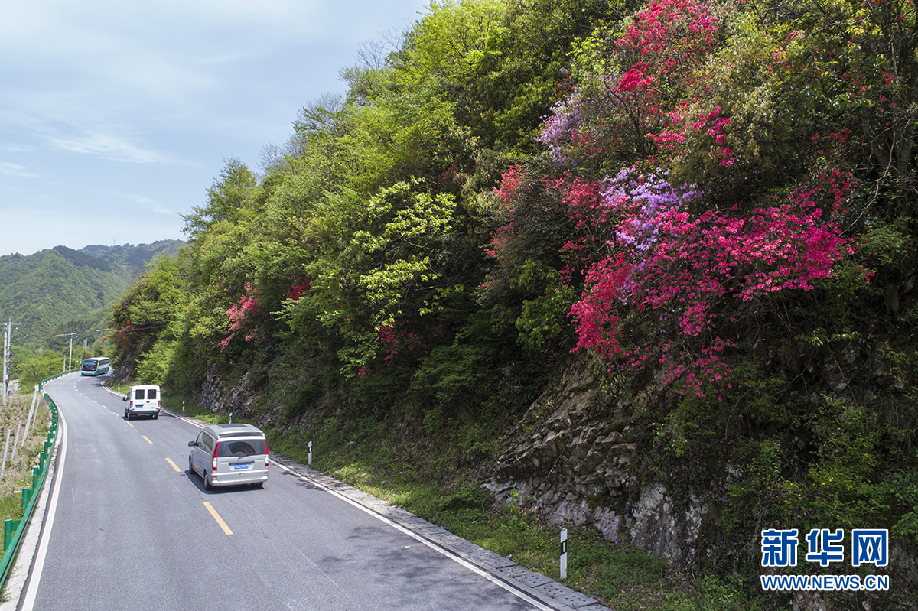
[308,441,312,466]
[560,528,568,581]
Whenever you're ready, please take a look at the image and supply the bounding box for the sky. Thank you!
[1,0,430,256]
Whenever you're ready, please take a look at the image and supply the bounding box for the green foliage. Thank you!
[182,158,258,239]
[134,339,178,386]
[110,253,188,363]
[884,463,918,543]
[161,338,208,397]
[411,340,495,414]
[802,398,888,529]
[11,347,68,387]
[511,260,576,353]
[280,180,456,374]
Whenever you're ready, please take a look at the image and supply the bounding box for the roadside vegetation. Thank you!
[105,1,917,609]
[0,393,50,529]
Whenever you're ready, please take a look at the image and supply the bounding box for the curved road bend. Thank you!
[26,373,544,611]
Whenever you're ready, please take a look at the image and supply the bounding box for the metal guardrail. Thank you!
[0,372,66,587]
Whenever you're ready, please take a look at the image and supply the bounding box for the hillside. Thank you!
[0,241,184,349]
[106,1,917,609]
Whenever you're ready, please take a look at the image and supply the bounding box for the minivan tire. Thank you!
[204,471,213,491]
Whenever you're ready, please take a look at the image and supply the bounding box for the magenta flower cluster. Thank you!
[567,174,850,395]
[221,283,260,352]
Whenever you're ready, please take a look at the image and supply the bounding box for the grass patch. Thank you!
[160,395,223,424]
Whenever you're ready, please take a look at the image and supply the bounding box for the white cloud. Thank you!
[46,133,178,164]
[0,162,40,178]
[121,193,156,205]
[1,143,35,153]
[116,192,175,215]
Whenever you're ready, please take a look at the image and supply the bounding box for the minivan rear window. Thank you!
[148,388,157,400]
[134,389,145,400]
[217,439,266,458]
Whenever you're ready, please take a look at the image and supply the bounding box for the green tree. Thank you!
[110,255,187,365]
[280,180,456,374]
[182,158,259,240]
[13,347,68,388]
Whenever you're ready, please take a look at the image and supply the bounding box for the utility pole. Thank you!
[2,318,21,406]
[55,332,77,373]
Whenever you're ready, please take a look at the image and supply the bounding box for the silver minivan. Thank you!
[123,384,161,420]
[188,423,269,490]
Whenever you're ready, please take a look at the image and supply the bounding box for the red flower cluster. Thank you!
[221,283,260,352]
[568,175,851,395]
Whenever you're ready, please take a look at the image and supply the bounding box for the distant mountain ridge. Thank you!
[0,240,184,349]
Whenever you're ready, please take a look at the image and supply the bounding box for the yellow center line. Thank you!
[165,458,181,472]
[127,422,134,428]
[142,435,153,445]
[203,502,233,535]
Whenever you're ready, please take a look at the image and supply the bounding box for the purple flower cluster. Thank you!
[602,169,702,253]
[537,92,583,164]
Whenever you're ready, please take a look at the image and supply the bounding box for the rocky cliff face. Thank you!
[485,355,705,562]
[198,368,263,421]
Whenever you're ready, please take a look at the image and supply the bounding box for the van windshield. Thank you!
[217,439,265,458]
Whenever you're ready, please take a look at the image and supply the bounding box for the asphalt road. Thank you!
[27,373,540,610]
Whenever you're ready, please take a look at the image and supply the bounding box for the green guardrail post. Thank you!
[3,519,11,551]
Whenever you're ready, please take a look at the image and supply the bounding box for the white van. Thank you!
[123,384,162,420]
[188,423,269,489]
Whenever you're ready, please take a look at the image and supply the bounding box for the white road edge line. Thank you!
[272,461,554,611]
[19,406,67,611]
